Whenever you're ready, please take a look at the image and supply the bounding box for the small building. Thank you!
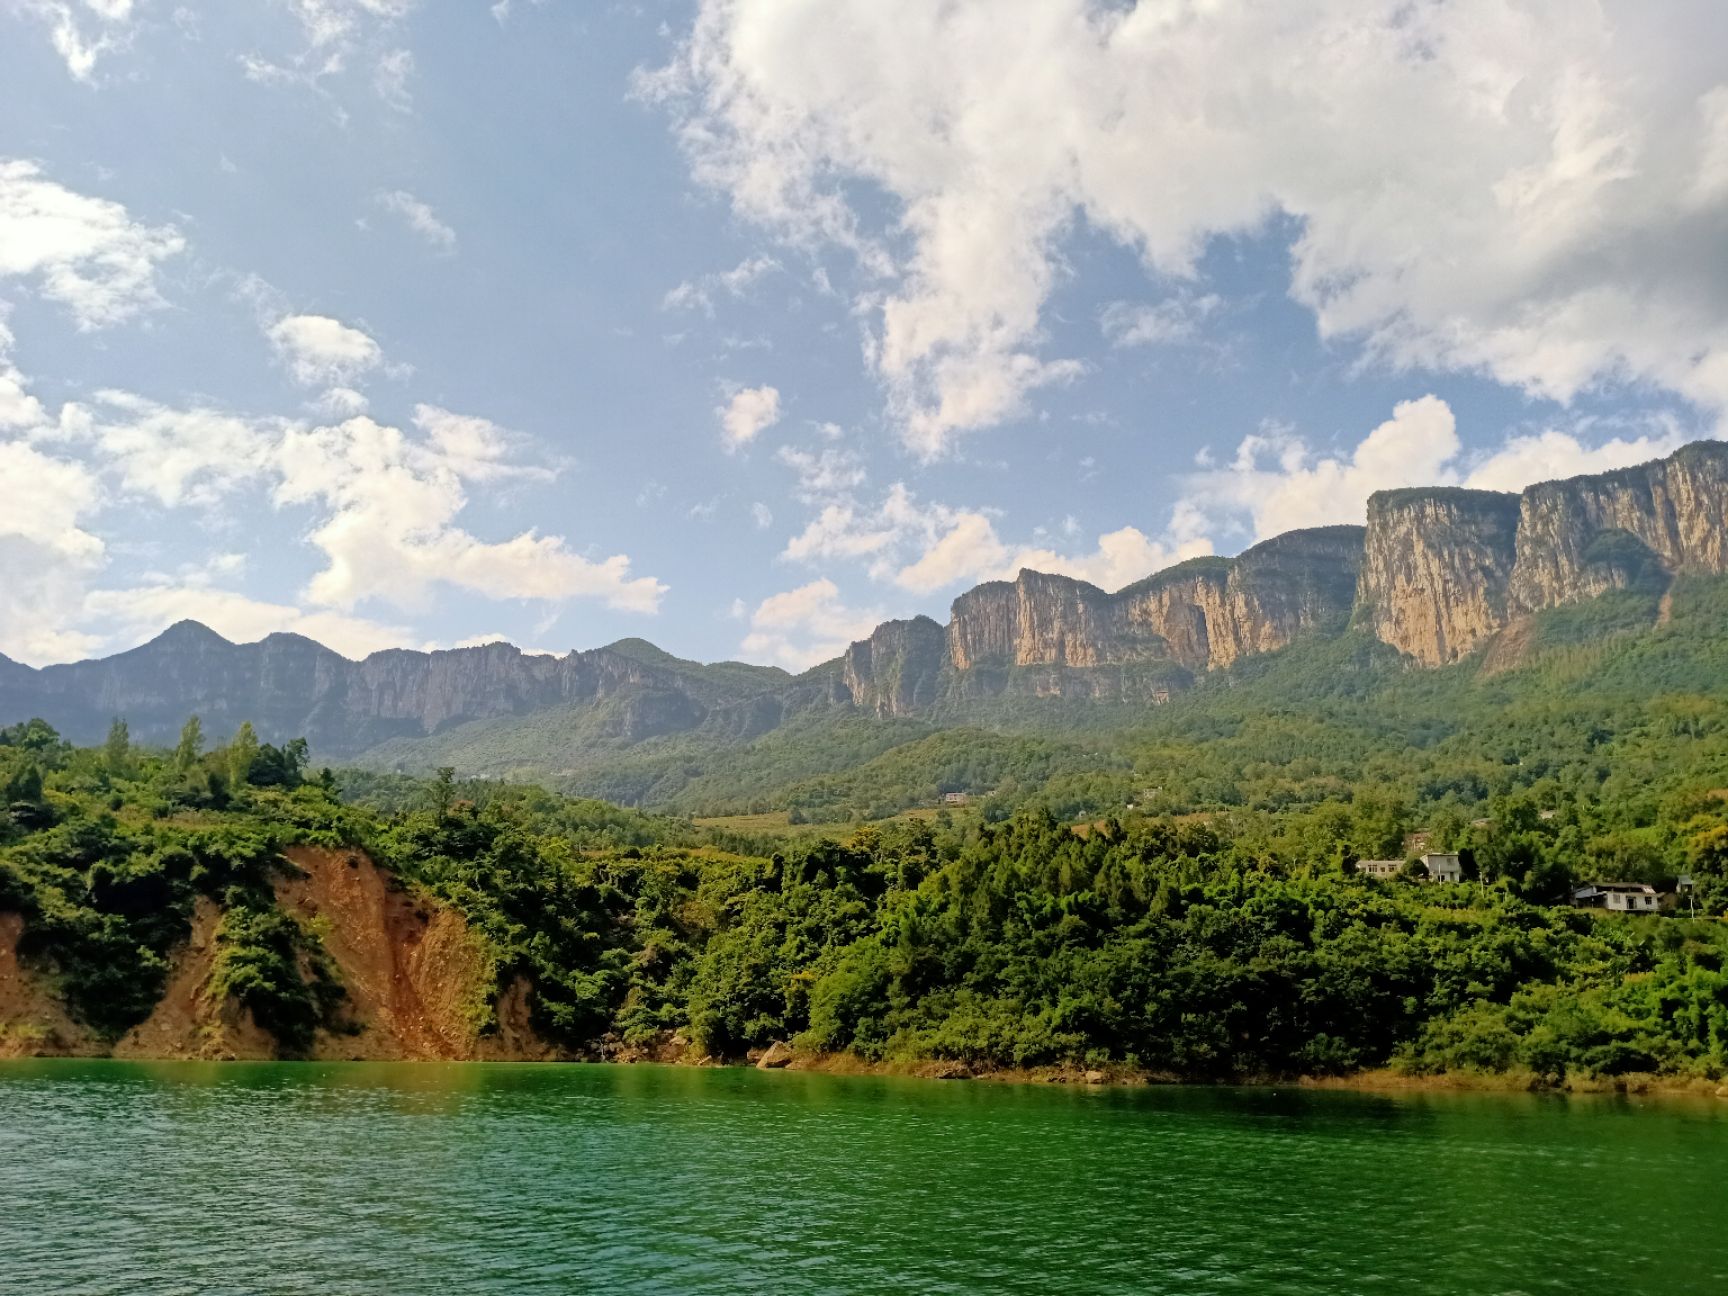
[942,791,970,807]
[1151,687,1172,705]
[1355,859,1403,879]
[1572,884,1604,907]
[1599,882,1660,913]
[1422,852,1464,884]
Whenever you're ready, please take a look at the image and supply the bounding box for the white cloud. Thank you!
[775,443,866,502]
[267,313,384,387]
[0,439,105,664]
[12,1,136,82]
[662,254,779,315]
[373,48,414,112]
[750,501,773,529]
[649,1,1728,452]
[783,480,1212,595]
[1101,293,1222,349]
[375,189,456,253]
[272,413,664,614]
[740,577,883,670]
[0,311,47,431]
[0,159,184,328]
[1183,395,1696,542]
[288,0,415,50]
[313,386,370,417]
[718,383,780,449]
[58,390,276,507]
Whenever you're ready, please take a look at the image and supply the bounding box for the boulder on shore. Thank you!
[756,1041,795,1069]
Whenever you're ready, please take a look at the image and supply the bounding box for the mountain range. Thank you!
[4,440,1727,805]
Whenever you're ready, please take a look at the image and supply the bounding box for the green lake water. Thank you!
[2,1061,1725,1295]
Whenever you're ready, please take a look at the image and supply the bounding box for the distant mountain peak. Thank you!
[147,620,234,649]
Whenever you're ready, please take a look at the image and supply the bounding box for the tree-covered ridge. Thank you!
[3,719,1727,1085]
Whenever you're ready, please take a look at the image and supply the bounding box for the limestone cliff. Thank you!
[1360,442,1728,664]
[7,440,1728,757]
[841,617,947,717]
[1116,527,1363,671]
[1507,441,1728,613]
[1356,488,1522,666]
[946,571,1129,671]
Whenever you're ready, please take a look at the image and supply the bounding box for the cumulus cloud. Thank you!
[0,312,47,431]
[740,577,884,670]
[718,383,780,449]
[648,1,1728,453]
[783,481,1212,595]
[267,313,384,387]
[1183,395,1696,542]
[0,439,105,663]
[56,390,278,508]
[374,189,456,253]
[272,412,664,614]
[0,159,184,328]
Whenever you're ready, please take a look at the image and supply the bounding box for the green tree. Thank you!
[174,716,204,771]
[431,766,457,818]
[228,722,260,788]
[102,718,131,774]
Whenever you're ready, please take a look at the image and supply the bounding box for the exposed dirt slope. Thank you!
[113,897,277,1061]
[275,845,560,1061]
[0,912,98,1058]
[0,848,559,1062]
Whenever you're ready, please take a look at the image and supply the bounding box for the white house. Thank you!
[1599,882,1660,913]
[1355,859,1403,879]
[1422,852,1464,884]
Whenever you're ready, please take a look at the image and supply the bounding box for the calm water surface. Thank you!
[1,1060,1724,1295]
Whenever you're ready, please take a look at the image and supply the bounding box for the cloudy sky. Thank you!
[3,1,1726,670]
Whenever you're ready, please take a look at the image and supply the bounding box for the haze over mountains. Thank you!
[4,442,1727,791]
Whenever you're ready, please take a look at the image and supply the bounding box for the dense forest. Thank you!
[4,711,1727,1086]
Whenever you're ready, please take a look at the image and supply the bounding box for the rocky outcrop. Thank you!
[1361,442,1728,664]
[1116,528,1363,670]
[1507,441,1728,613]
[947,571,1126,670]
[841,617,946,717]
[6,441,1728,756]
[1357,488,1522,665]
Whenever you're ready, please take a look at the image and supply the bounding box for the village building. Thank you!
[1598,882,1661,913]
[942,792,970,807]
[1355,859,1403,879]
[1151,688,1171,705]
[1421,852,1464,884]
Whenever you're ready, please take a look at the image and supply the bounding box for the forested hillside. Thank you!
[3,719,1726,1086]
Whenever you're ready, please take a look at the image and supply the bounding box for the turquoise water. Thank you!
[1,1061,1724,1294]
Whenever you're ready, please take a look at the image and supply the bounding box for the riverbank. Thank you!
[608,1037,1728,1100]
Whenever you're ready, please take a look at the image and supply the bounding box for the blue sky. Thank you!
[1,1,1724,669]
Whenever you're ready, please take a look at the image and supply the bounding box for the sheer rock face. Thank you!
[1357,489,1522,666]
[1358,443,1728,665]
[1116,528,1364,671]
[8,441,1728,757]
[946,571,1123,670]
[841,617,947,717]
[1507,442,1728,613]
